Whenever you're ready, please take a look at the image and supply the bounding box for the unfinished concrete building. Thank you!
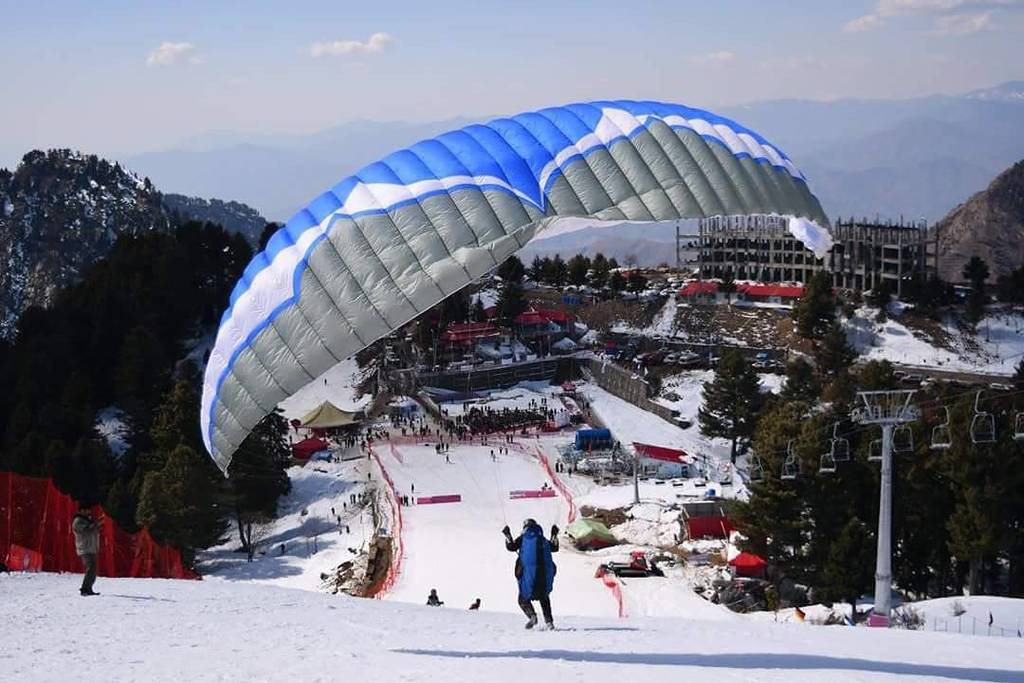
[686,215,936,295]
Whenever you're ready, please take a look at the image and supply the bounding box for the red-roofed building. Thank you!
[633,442,690,477]
[440,321,502,347]
[514,307,573,340]
[678,281,805,307]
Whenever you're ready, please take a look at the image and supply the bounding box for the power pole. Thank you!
[853,390,918,627]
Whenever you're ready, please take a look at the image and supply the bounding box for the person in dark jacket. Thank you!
[71,507,100,596]
[503,518,559,629]
[426,588,444,606]
[469,598,481,610]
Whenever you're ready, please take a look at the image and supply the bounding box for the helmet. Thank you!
[522,518,537,529]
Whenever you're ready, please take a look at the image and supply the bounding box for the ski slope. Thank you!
[375,434,729,621]
[378,438,621,617]
[4,572,1023,683]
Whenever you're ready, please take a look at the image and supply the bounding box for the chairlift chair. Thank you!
[748,457,764,483]
[930,407,952,451]
[781,454,800,480]
[819,452,836,474]
[781,440,800,480]
[830,423,850,462]
[893,425,914,453]
[1013,412,1024,442]
[970,391,996,444]
[868,438,882,462]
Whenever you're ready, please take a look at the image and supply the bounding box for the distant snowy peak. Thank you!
[962,81,1024,104]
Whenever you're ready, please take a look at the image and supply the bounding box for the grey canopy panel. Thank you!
[201,99,831,472]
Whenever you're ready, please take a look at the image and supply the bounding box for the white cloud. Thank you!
[933,11,996,32]
[146,42,202,67]
[843,14,884,32]
[843,0,1022,32]
[310,32,393,58]
[686,50,737,66]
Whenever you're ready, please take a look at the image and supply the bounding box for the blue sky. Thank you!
[1,0,1022,164]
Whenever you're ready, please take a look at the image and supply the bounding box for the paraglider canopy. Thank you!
[201,99,832,473]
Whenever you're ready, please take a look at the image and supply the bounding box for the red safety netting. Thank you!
[1,471,196,579]
[366,448,404,598]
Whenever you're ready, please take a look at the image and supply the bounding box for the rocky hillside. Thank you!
[0,150,171,338]
[935,159,1024,282]
[163,193,266,246]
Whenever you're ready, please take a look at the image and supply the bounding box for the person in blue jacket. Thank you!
[503,518,559,629]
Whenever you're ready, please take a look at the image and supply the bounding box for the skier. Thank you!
[71,506,100,596]
[503,519,559,629]
[426,588,444,606]
[469,598,481,610]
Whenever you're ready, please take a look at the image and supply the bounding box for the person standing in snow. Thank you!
[426,589,444,606]
[72,506,100,596]
[469,598,481,610]
[503,519,559,629]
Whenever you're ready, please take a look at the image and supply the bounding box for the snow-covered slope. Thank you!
[846,306,1024,376]
[4,572,1023,682]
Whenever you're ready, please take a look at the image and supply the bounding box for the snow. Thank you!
[277,357,373,420]
[912,595,1024,637]
[94,406,129,456]
[5,572,1024,682]
[201,459,373,591]
[582,379,731,465]
[846,307,1024,376]
[649,294,677,336]
[472,287,499,310]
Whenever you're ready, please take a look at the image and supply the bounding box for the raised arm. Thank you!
[503,526,521,551]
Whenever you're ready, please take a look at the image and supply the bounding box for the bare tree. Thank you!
[239,513,275,562]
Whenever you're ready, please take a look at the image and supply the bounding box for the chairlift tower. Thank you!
[852,390,919,628]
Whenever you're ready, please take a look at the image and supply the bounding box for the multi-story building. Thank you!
[682,214,937,295]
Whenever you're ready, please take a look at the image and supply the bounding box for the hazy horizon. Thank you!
[3,1,1024,169]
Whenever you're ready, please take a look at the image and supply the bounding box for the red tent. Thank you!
[292,437,329,461]
[729,551,768,578]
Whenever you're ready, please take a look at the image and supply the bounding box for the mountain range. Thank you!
[0,150,267,338]
[935,159,1024,282]
[124,83,1024,230]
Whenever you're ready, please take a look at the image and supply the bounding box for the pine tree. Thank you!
[590,253,610,288]
[608,271,625,292]
[820,517,875,615]
[627,270,647,293]
[567,254,590,286]
[815,323,857,378]
[497,255,525,283]
[962,256,990,331]
[698,349,762,463]
[781,358,819,404]
[545,255,568,287]
[719,270,737,305]
[496,279,527,326]
[732,401,811,578]
[227,410,292,560]
[793,271,836,339]
[527,255,546,282]
[136,444,228,566]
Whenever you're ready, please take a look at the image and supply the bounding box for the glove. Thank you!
[502,526,511,536]
[551,525,560,537]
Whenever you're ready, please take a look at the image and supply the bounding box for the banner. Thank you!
[415,494,462,505]
[508,490,557,500]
